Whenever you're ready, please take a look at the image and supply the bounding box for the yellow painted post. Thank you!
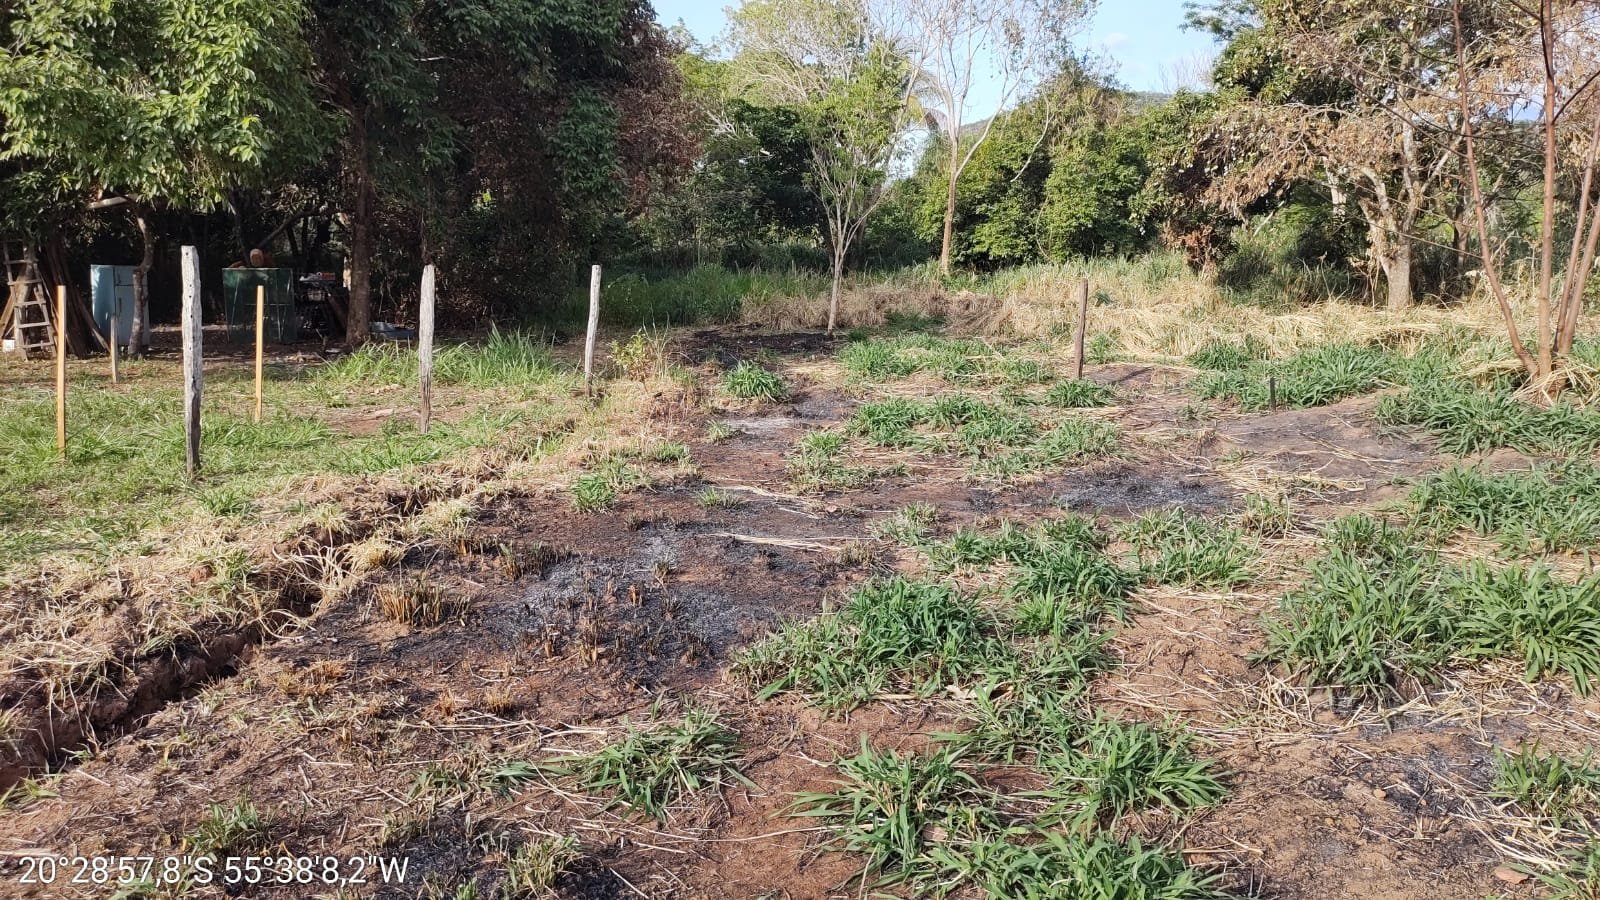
[254,285,265,423]
[55,285,67,457]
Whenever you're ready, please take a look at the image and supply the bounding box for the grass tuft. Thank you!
[1492,744,1600,826]
[1041,717,1227,829]
[931,832,1228,900]
[733,578,996,711]
[1410,463,1600,554]
[543,706,746,821]
[1042,379,1116,409]
[723,362,790,402]
[499,836,582,897]
[1377,379,1600,455]
[1119,510,1254,588]
[791,741,993,889]
[184,796,272,858]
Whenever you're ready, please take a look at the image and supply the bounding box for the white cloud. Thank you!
[1103,31,1130,49]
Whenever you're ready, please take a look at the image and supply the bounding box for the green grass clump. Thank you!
[1410,463,1600,554]
[941,635,1108,762]
[544,707,747,821]
[838,334,999,382]
[1376,380,1600,455]
[722,362,789,401]
[871,503,939,546]
[1240,493,1294,537]
[1195,342,1396,410]
[953,406,1039,454]
[1492,744,1600,825]
[499,836,582,897]
[793,741,995,890]
[1010,545,1138,636]
[1187,337,1270,371]
[697,487,742,509]
[184,797,272,858]
[1258,549,1456,694]
[1041,717,1227,829]
[1042,379,1115,408]
[921,516,1108,575]
[570,458,645,512]
[1261,549,1600,696]
[732,578,997,711]
[1452,563,1600,695]
[1119,510,1254,588]
[932,832,1227,900]
[978,418,1120,477]
[786,429,879,492]
[851,397,931,446]
[1000,358,1054,385]
[850,395,1037,455]
[1319,513,1413,562]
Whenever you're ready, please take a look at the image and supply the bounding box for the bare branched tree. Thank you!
[1453,0,1600,387]
[882,0,1095,276]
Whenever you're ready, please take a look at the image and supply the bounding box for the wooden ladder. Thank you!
[2,241,55,358]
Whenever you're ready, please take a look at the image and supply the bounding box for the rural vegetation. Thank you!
[3,0,1600,898]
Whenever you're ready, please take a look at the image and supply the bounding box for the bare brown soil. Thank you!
[0,327,1592,899]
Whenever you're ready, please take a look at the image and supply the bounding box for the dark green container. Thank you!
[224,268,297,344]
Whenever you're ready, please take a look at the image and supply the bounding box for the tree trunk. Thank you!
[1380,241,1413,311]
[131,206,155,357]
[346,165,374,347]
[938,137,960,278]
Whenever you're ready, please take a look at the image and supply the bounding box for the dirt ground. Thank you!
[1,325,1596,899]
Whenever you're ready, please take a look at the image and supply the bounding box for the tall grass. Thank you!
[556,265,830,328]
[318,329,564,389]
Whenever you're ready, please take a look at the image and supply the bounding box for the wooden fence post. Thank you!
[55,285,67,457]
[419,264,435,434]
[1073,279,1090,381]
[584,264,601,396]
[109,305,121,385]
[181,246,202,477]
[253,285,265,423]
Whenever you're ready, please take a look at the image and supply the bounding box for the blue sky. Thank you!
[654,0,1221,109]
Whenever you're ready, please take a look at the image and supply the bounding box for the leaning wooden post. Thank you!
[108,305,120,385]
[55,285,67,457]
[181,246,202,477]
[418,264,436,434]
[1072,279,1090,381]
[253,285,265,423]
[584,264,601,396]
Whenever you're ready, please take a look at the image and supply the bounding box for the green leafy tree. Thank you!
[0,0,326,353]
[311,0,689,335]
[888,0,1097,276]
[730,0,917,330]
[1040,118,1153,259]
[639,49,818,267]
